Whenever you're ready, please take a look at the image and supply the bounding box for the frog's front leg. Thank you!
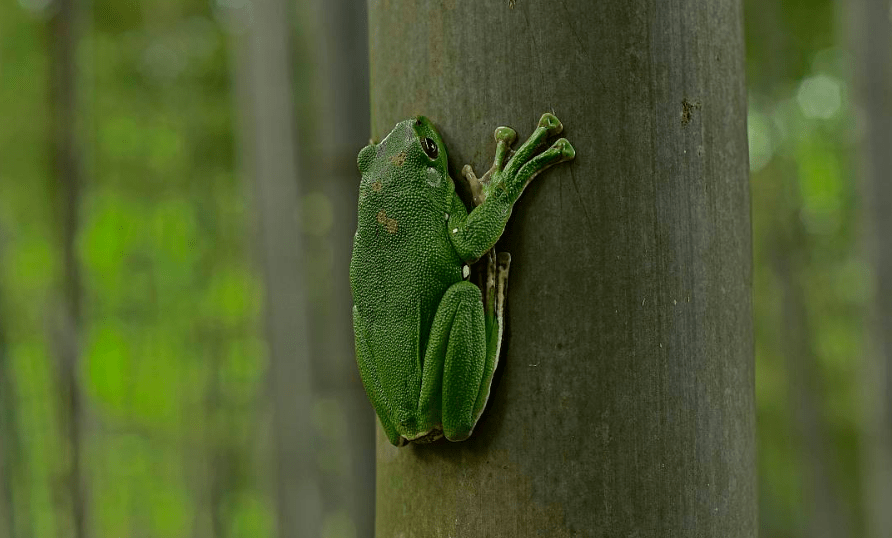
[497,113,575,203]
[449,113,574,263]
[416,280,503,442]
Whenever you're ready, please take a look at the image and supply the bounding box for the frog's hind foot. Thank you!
[407,428,444,445]
[495,251,511,320]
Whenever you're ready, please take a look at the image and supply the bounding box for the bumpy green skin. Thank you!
[350,114,574,446]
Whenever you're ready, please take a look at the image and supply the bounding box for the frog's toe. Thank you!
[538,113,563,136]
[493,126,517,145]
[554,138,576,161]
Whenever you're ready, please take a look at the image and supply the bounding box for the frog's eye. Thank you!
[421,137,439,160]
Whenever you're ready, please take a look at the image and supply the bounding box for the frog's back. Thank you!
[349,122,464,426]
[350,182,462,345]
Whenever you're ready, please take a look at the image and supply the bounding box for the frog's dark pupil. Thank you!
[421,137,438,159]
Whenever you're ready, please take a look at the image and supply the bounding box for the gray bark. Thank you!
[48,1,88,536]
[368,1,754,536]
[849,0,892,536]
[231,1,318,536]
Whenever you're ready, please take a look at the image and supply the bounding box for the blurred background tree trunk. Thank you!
[0,314,13,538]
[0,300,28,538]
[768,212,852,538]
[849,0,892,536]
[300,0,375,535]
[48,0,89,536]
[369,1,754,535]
[232,0,319,536]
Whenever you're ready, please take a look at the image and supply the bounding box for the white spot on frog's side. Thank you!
[462,265,470,279]
[426,168,441,187]
[444,213,449,220]
[452,228,458,234]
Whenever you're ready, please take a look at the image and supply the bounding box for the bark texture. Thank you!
[368,1,755,536]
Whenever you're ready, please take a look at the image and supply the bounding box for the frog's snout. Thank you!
[357,143,377,174]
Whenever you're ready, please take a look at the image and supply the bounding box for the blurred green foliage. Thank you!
[1,1,272,537]
[746,0,869,537]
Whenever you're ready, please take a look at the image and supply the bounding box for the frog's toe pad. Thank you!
[496,251,511,269]
[553,138,575,161]
[538,113,563,135]
[494,126,517,144]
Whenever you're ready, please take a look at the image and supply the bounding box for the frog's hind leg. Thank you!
[471,251,510,427]
[353,306,407,446]
[420,278,510,442]
[415,280,490,442]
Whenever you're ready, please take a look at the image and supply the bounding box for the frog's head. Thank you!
[357,117,452,201]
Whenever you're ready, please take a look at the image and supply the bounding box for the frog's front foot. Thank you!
[551,138,576,161]
[493,113,574,201]
[464,113,574,207]
[537,112,563,137]
[463,125,518,207]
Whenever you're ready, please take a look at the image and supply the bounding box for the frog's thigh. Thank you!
[420,281,490,441]
[353,306,405,447]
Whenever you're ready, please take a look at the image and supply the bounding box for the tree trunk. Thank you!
[368,1,755,536]
[48,1,88,536]
[849,0,892,536]
[0,303,19,538]
[231,1,319,536]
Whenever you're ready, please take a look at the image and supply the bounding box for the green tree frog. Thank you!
[350,113,575,446]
